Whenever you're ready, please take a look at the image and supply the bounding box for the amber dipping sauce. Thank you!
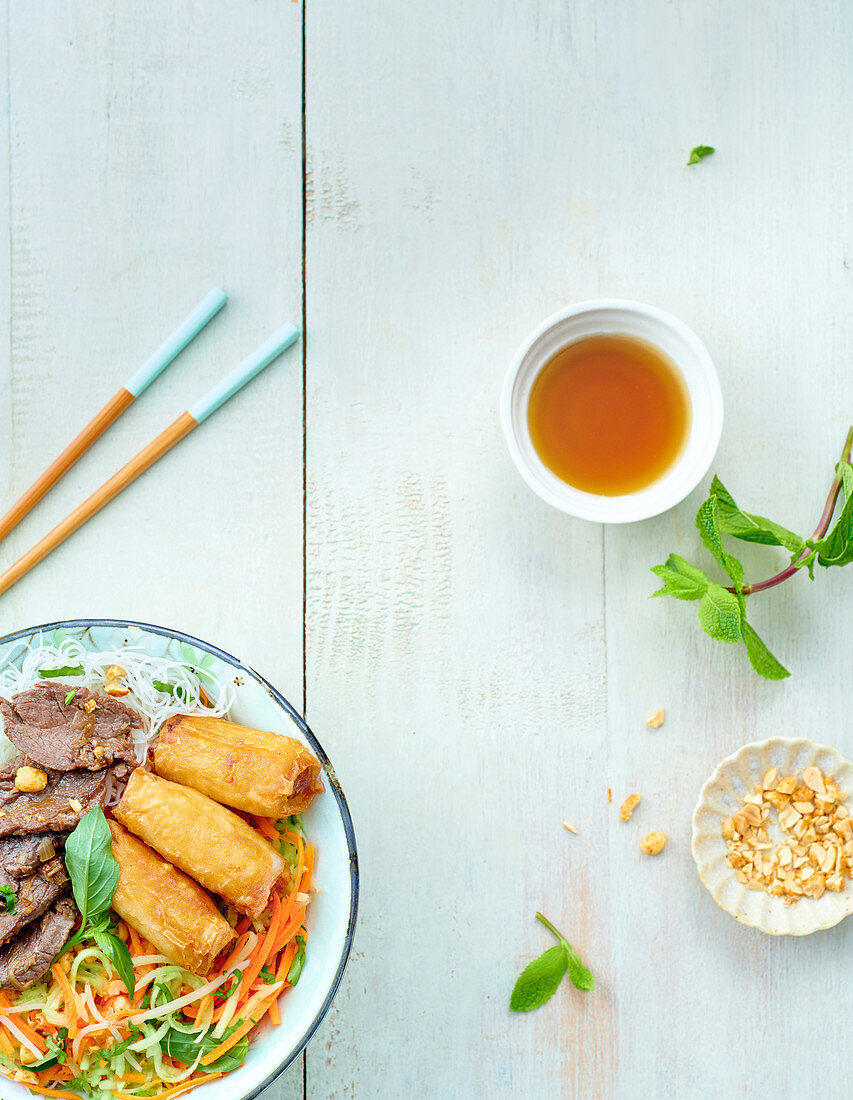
[527,334,691,496]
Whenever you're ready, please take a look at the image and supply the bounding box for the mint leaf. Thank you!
[741,621,790,680]
[687,144,714,165]
[566,951,595,991]
[650,555,709,601]
[510,912,594,1013]
[0,884,17,913]
[809,464,853,568]
[698,583,743,643]
[510,945,568,1012]
[695,496,744,590]
[712,477,805,554]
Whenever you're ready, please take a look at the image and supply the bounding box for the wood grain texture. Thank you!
[2,1,853,1098]
[304,1,853,1097]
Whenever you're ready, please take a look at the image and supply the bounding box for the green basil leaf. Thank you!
[509,945,568,1013]
[712,477,805,554]
[24,1030,68,1070]
[152,680,174,694]
[39,664,85,679]
[742,621,790,680]
[698,583,743,643]
[64,806,119,926]
[567,950,595,991]
[93,931,135,997]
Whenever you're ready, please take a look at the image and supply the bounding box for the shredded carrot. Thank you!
[0,1027,14,1058]
[268,995,281,1026]
[51,963,79,1038]
[217,932,249,976]
[253,816,280,842]
[275,939,300,984]
[127,923,142,957]
[0,1012,47,1052]
[241,893,282,996]
[0,1079,82,1100]
[112,1071,223,1099]
[200,998,272,1067]
[119,1071,148,1082]
[301,843,314,892]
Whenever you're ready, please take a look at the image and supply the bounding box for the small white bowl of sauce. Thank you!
[500,299,724,523]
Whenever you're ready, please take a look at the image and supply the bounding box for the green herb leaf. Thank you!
[64,806,119,926]
[510,945,568,1012]
[152,679,174,694]
[213,969,242,1001]
[259,965,276,984]
[650,554,710,601]
[742,621,790,680]
[712,477,805,553]
[687,144,714,165]
[24,1029,68,1070]
[64,688,77,705]
[695,496,744,590]
[163,1023,249,1072]
[809,464,853,568]
[93,930,135,997]
[698,583,743,643]
[0,884,17,913]
[510,912,594,1013]
[287,937,306,986]
[39,664,85,679]
[566,950,595,991]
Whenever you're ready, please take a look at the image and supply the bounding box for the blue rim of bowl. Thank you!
[0,618,359,1100]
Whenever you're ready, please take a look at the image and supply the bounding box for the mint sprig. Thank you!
[687,144,714,165]
[510,912,594,1013]
[651,427,853,679]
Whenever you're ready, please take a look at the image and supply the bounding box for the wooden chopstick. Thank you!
[0,322,299,599]
[0,287,227,544]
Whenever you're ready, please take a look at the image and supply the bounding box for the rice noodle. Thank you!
[0,634,236,762]
[0,1014,43,1058]
[129,972,229,1024]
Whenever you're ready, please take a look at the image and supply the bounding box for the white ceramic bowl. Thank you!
[0,619,358,1100]
[692,738,853,936]
[500,299,723,522]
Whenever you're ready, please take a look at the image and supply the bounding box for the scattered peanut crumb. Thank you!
[607,787,612,803]
[646,708,665,728]
[562,820,578,835]
[83,698,98,714]
[722,766,852,904]
[14,766,47,793]
[620,793,641,822]
[641,831,668,855]
[104,664,127,681]
[68,799,83,813]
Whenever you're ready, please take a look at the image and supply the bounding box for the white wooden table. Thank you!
[2,2,851,1096]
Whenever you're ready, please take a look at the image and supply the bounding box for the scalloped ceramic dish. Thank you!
[0,619,359,1100]
[692,738,853,935]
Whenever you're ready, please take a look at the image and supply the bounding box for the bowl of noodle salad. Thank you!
[0,620,358,1100]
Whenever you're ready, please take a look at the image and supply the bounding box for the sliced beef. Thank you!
[0,858,67,948]
[0,896,77,990]
[0,682,140,772]
[0,756,108,836]
[0,833,63,878]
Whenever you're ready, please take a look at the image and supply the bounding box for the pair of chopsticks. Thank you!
[0,289,299,597]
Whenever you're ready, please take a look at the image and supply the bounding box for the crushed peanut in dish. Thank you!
[646,708,665,728]
[722,766,852,903]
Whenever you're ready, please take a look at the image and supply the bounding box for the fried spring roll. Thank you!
[109,821,234,975]
[153,714,323,818]
[114,768,285,918]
